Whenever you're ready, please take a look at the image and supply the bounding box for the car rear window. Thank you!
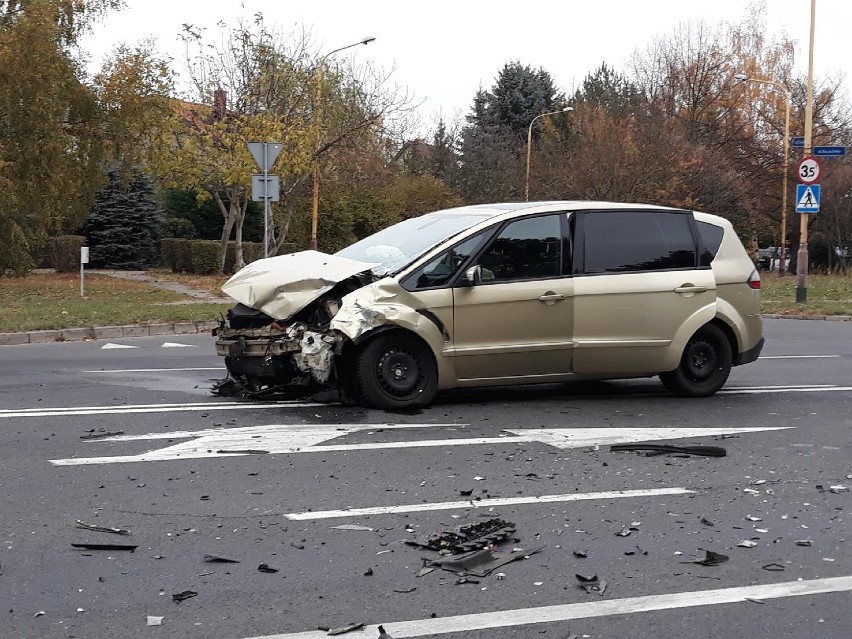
[696,221,724,266]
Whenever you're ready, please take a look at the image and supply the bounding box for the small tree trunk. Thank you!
[213,190,236,273]
[234,196,246,270]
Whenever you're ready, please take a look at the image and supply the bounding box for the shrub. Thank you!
[189,240,220,274]
[0,220,34,276]
[45,235,86,272]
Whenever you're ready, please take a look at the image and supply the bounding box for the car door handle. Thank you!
[674,285,708,294]
[538,292,565,303]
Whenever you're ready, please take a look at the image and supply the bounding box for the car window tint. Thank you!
[477,215,562,282]
[697,221,724,266]
[582,212,697,274]
[405,234,488,290]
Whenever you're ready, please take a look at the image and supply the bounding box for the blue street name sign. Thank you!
[813,146,846,157]
[791,136,804,147]
[795,183,820,214]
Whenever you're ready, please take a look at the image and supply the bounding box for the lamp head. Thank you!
[562,106,574,112]
[361,37,376,45]
[733,73,749,83]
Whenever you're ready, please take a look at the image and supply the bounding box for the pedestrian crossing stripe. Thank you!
[795,183,820,213]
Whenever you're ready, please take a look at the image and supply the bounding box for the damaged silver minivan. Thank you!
[214,201,764,409]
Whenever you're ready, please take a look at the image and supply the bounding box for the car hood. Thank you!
[221,250,379,320]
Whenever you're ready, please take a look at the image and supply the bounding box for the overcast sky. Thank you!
[81,0,849,131]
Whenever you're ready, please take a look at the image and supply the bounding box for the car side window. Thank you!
[580,211,697,274]
[402,233,488,291]
[476,215,562,282]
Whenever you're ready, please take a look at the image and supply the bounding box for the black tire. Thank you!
[353,331,438,410]
[660,324,732,397]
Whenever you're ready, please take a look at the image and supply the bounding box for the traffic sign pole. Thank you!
[797,0,816,305]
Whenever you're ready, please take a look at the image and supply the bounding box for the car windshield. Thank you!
[335,211,494,276]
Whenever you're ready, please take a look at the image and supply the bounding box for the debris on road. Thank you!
[828,485,849,494]
[700,517,715,527]
[377,625,393,639]
[428,546,545,578]
[321,622,365,635]
[404,518,515,553]
[737,540,758,548]
[331,524,374,532]
[258,563,279,573]
[204,554,240,563]
[692,550,729,566]
[573,550,588,558]
[80,430,124,440]
[459,489,473,496]
[75,520,130,535]
[171,591,198,603]
[71,542,138,552]
[610,443,726,457]
[146,615,164,626]
[762,563,785,571]
[795,539,813,547]
[575,573,607,595]
[746,515,763,522]
[393,587,416,594]
[364,568,374,576]
[215,449,269,455]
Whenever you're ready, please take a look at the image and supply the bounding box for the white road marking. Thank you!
[100,343,139,350]
[245,576,852,639]
[286,487,694,520]
[50,424,789,466]
[83,367,224,373]
[0,400,319,419]
[759,354,840,359]
[161,342,197,348]
[721,385,852,395]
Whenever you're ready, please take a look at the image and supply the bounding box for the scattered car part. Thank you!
[71,542,137,552]
[331,524,374,532]
[258,563,279,573]
[171,591,197,603]
[75,520,130,535]
[146,616,164,626]
[405,518,515,553]
[429,546,545,578]
[610,443,727,457]
[80,430,124,440]
[692,550,729,566]
[737,540,758,548]
[323,622,365,635]
[204,554,240,563]
[575,574,607,595]
[377,625,394,639]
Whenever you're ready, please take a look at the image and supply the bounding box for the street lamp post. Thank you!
[798,0,816,303]
[525,107,573,201]
[309,36,376,251]
[734,74,791,275]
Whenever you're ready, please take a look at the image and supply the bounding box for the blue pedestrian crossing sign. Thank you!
[795,184,820,213]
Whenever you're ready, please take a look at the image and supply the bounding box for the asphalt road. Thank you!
[0,319,849,639]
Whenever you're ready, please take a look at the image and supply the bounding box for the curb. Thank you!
[0,321,219,346]
[2,314,850,347]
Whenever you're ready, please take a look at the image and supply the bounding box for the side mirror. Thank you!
[464,265,482,286]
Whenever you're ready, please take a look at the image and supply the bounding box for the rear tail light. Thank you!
[747,269,761,290]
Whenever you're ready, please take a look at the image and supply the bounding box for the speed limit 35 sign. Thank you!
[798,156,821,184]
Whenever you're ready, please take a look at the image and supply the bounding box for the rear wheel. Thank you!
[354,332,437,410]
[660,324,732,397]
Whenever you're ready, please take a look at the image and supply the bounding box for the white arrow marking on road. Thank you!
[83,367,224,373]
[100,343,139,350]
[243,576,852,639]
[50,424,790,466]
[161,342,197,348]
[286,487,695,520]
[759,355,840,359]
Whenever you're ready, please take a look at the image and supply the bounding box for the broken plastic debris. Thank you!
[392,587,416,594]
[474,476,485,481]
[746,516,763,522]
[575,573,607,595]
[405,518,515,553]
[204,554,240,563]
[692,550,729,566]
[573,550,588,558]
[215,449,269,455]
[364,568,374,576]
[700,517,714,527]
[795,539,813,547]
[75,520,130,535]
[257,563,279,573]
[377,625,393,639]
[737,540,758,548]
[459,489,473,496]
[80,430,124,440]
[171,590,198,603]
[762,563,785,571]
[323,622,365,635]
[743,488,761,495]
[331,524,374,532]
[34,611,45,618]
[71,542,137,552]
[828,485,849,493]
[429,546,545,578]
[146,615,164,626]
[610,443,726,457]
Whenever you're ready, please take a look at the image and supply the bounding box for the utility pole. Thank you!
[797,0,816,303]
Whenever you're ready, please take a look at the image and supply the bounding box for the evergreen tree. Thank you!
[83,171,162,269]
[574,63,641,117]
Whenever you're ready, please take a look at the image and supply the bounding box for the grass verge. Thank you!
[760,272,852,316]
[0,273,230,333]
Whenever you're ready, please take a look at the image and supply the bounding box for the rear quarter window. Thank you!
[696,221,724,267]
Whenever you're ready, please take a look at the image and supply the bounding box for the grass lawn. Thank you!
[0,273,231,333]
[760,272,852,316]
[1,270,849,334]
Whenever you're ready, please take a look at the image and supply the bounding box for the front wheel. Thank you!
[660,324,732,397]
[353,332,438,410]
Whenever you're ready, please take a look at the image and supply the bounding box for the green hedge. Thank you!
[45,235,86,273]
[159,239,266,273]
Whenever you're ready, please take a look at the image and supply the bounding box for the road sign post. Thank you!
[795,184,820,213]
[247,142,283,259]
[80,246,89,297]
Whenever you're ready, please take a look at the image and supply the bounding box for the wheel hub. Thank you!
[377,349,420,396]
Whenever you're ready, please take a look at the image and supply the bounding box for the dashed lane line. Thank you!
[243,575,852,639]
[83,367,223,373]
[285,487,694,520]
[0,400,320,419]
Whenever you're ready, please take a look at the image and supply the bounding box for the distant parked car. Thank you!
[214,201,764,409]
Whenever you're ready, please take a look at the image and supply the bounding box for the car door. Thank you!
[447,213,575,384]
[571,209,716,375]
